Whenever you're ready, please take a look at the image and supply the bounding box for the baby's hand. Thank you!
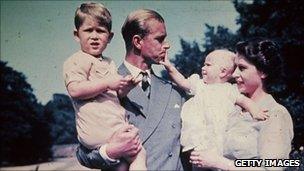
[251,109,269,121]
[159,51,172,69]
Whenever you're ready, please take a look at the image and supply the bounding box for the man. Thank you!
[77,9,186,170]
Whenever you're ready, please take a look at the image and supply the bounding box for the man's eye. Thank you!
[156,37,165,43]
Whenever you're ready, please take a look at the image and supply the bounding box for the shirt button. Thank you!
[168,153,173,157]
[171,124,176,128]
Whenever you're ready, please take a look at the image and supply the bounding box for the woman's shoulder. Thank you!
[265,95,293,126]
[267,95,290,116]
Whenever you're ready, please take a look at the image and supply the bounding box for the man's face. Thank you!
[140,19,170,64]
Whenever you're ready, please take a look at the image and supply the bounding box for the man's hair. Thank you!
[74,2,112,31]
[121,9,164,52]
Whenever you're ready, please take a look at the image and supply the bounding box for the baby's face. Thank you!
[201,55,223,84]
[74,17,112,57]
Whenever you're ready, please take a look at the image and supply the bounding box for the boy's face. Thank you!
[201,55,223,84]
[74,16,113,57]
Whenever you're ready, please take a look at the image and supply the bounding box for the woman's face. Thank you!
[232,54,265,97]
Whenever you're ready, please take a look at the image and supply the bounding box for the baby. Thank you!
[161,49,268,156]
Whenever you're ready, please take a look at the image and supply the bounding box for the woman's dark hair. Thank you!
[235,38,283,90]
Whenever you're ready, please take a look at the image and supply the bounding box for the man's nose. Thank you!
[163,41,170,49]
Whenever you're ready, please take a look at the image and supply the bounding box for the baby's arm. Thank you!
[236,95,269,120]
[160,53,191,91]
[67,74,132,100]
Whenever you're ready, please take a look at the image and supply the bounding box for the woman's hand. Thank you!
[190,149,219,168]
[190,149,235,170]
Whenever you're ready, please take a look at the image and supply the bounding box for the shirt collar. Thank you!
[123,60,151,78]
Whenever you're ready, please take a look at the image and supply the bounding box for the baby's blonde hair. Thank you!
[207,49,236,72]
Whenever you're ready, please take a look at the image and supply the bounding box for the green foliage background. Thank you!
[0,0,303,168]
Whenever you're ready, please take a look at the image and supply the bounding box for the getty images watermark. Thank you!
[234,159,301,168]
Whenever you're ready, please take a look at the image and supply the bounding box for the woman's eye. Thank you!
[239,66,245,71]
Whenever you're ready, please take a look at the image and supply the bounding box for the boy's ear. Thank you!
[133,35,142,50]
[108,32,114,43]
[73,29,80,42]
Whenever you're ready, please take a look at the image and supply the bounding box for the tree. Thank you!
[0,61,52,166]
[44,94,77,145]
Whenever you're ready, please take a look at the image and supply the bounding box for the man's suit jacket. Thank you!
[76,63,185,170]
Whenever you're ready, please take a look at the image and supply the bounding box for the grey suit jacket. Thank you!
[76,63,185,170]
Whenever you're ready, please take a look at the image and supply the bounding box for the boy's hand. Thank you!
[107,74,132,91]
[117,75,139,97]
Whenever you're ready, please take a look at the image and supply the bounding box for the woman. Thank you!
[190,39,294,170]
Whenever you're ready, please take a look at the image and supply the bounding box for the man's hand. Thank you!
[106,124,142,159]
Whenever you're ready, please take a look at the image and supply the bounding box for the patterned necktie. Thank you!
[140,72,150,97]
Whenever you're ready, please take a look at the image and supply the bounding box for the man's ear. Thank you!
[108,32,114,43]
[73,29,80,42]
[133,35,142,50]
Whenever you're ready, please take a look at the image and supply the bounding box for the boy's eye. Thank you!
[96,29,107,33]
[84,28,93,32]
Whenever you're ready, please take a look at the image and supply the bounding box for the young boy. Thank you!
[63,2,146,170]
[161,49,268,157]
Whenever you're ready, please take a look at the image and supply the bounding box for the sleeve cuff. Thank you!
[99,144,120,165]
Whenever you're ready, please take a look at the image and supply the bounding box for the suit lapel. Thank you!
[118,64,149,117]
[118,64,172,142]
[140,73,172,142]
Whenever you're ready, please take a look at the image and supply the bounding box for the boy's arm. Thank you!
[236,95,269,120]
[160,54,191,92]
[67,75,131,100]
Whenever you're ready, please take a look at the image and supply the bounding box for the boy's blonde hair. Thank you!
[74,2,112,31]
[121,9,164,52]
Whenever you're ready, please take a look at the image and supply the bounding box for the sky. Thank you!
[1,1,239,104]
